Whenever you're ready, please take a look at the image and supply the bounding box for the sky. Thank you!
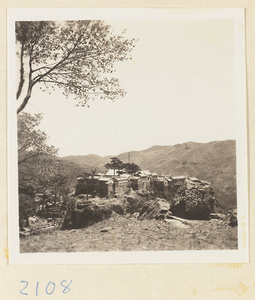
[20,14,238,157]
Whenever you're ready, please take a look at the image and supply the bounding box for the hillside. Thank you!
[56,159,85,188]
[60,140,236,210]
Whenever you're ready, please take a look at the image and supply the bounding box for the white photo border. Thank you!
[8,7,248,264]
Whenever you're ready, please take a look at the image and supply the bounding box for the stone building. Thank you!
[129,176,143,190]
[98,178,114,198]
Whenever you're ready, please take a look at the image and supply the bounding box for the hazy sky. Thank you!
[21,16,237,157]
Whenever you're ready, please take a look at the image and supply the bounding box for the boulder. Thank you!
[170,178,215,219]
[139,198,171,220]
[126,196,141,213]
[125,190,147,214]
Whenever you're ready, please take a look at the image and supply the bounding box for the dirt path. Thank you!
[20,214,237,253]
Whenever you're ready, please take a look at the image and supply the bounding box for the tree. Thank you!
[18,112,59,191]
[124,162,141,175]
[48,173,72,205]
[16,20,137,114]
[104,157,124,176]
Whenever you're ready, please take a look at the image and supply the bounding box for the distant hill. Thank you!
[60,140,236,210]
[60,154,110,172]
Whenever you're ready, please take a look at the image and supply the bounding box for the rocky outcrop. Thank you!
[61,179,221,229]
[125,190,150,214]
[139,198,172,220]
[170,178,215,219]
[62,196,126,229]
[62,205,112,229]
[62,190,155,229]
[226,209,238,227]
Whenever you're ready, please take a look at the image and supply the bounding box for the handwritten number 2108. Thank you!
[20,280,72,295]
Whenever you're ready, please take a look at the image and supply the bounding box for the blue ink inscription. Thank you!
[45,281,55,295]
[20,280,72,296]
[20,281,28,295]
[36,281,39,296]
[61,280,72,294]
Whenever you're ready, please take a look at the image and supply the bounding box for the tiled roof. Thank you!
[171,176,186,180]
[105,169,122,176]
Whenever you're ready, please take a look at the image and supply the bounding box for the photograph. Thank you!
[8,8,248,263]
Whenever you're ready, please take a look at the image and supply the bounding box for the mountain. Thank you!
[60,140,236,210]
[60,154,110,172]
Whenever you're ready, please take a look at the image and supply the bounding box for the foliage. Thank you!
[48,173,72,204]
[104,157,124,174]
[105,157,140,175]
[16,20,137,113]
[18,112,59,191]
[124,162,141,174]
